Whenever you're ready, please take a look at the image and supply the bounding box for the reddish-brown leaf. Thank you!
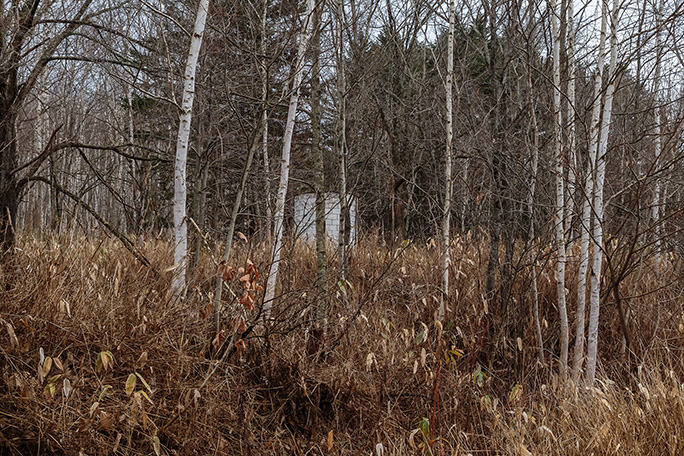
[234,316,247,333]
[222,265,237,282]
[240,292,254,310]
[211,330,226,348]
[247,259,259,279]
[239,274,252,288]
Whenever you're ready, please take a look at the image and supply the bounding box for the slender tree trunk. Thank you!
[565,0,577,241]
[551,0,569,377]
[311,1,328,335]
[586,0,618,384]
[261,0,272,242]
[572,0,608,381]
[0,103,19,252]
[172,0,210,296]
[526,0,543,363]
[213,123,264,333]
[439,0,455,322]
[336,0,349,283]
[652,0,663,271]
[263,0,315,320]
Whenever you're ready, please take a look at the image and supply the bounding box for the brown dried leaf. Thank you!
[240,292,254,310]
[125,373,137,396]
[135,351,149,370]
[6,323,18,348]
[212,330,226,349]
[234,317,247,333]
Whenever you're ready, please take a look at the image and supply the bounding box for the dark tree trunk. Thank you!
[0,75,20,253]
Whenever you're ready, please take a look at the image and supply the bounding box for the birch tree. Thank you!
[263,0,315,320]
[652,0,664,271]
[550,0,569,377]
[439,0,455,322]
[565,0,577,240]
[172,0,210,296]
[586,0,619,384]
[572,0,609,380]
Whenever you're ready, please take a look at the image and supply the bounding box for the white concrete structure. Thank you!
[293,193,357,245]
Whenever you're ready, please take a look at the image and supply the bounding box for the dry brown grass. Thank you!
[1,233,684,455]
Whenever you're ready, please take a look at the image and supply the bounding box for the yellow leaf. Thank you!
[140,390,154,405]
[408,429,420,449]
[327,430,333,452]
[42,357,53,376]
[509,384,523,403]
[125,373,137,396]
[44,381,56,398]
[152,435,161,456]
[135,373,152,393]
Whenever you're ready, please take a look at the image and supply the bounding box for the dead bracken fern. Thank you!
[0,234,683,455]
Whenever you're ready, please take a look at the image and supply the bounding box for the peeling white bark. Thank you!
[172,0,210,297]
[586,0,618,384]
[572,0,608,381]
[551,0,568,377]
[263,0,315,320]
[439,0,455,322]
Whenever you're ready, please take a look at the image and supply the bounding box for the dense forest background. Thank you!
[2,0,684,454]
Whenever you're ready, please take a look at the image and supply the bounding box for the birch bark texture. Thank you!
[586,0,619,384]
[651,0,664,271]
[439,0,455,322]
[572,0,608,380]
[263,0,315,320]
[550,0,569,377]
[172,0,210,296]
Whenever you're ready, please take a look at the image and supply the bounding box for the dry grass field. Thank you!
[1,234,684,455]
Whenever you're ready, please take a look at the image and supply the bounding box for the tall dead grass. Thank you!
[0,233,683,455]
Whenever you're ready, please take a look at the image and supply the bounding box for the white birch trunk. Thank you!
[172,0,210,297]
[652,0,664,271]
[263,0,315,320]
[586,0,618,384]
[565,0,577,241]
[551,0,569,377]
[439,0,455,322]
[572,0,608,381]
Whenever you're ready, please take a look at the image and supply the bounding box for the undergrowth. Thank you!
[1,234,683,455]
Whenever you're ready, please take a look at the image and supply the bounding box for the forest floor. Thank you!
[1,234,683,455]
